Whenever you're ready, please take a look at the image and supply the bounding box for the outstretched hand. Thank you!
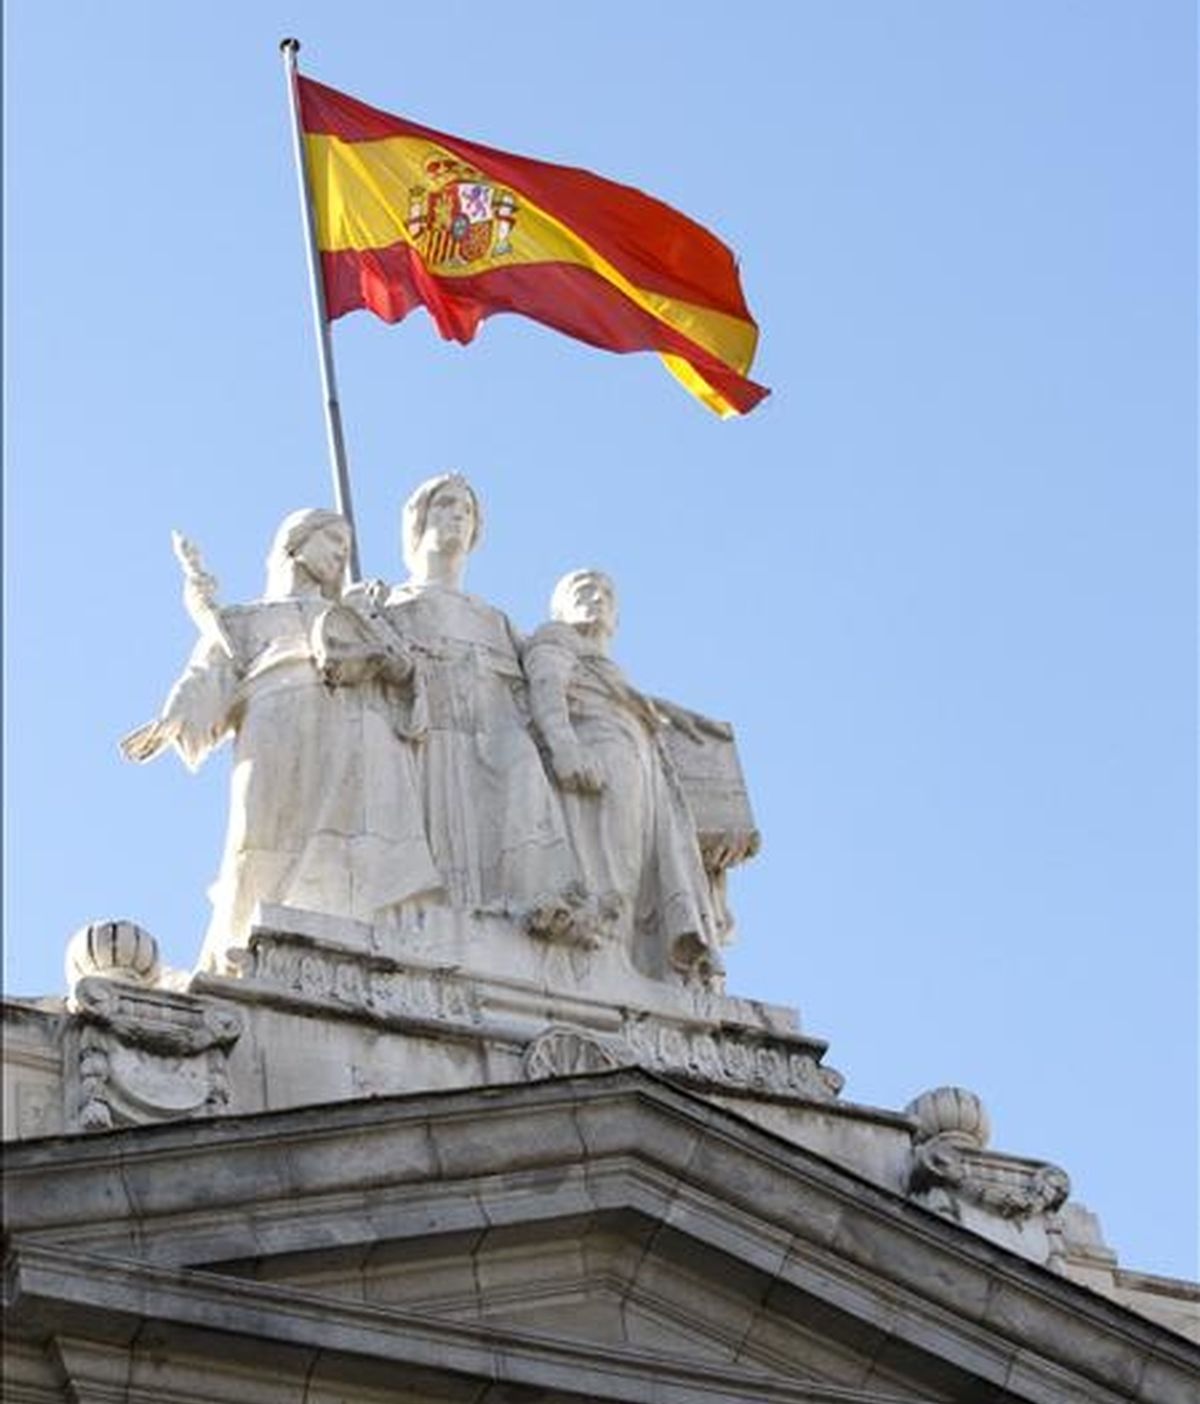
[119,718,178,764]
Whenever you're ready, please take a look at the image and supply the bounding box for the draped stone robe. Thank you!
[160,597,441,970]
[379,583,579,914]
[523,621,721,979]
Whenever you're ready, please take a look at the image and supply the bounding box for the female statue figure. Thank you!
[524,570,724,983]
[364,474,582,924]
[123,509,441,970]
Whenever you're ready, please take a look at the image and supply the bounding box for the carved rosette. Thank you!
[523,1026,624,1081]
[904,1086,1070,1222]
[68,977,243,1132]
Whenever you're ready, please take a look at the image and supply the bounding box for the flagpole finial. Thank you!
[280,37,301,54]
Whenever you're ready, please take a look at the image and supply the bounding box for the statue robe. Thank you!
[524,622,722,979]
[380,583,579,912]
[161,596,441,970]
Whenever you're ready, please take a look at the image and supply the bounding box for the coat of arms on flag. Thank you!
[406,155,518,270]
[297,69,768,416]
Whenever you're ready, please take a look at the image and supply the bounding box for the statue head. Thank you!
[402,473,482,573]
[265,508,351,600]
[551,569,618,641]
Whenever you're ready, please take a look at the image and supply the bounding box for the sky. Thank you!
[3,3,1196,1283]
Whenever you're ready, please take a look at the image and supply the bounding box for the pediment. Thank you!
[203,1211,949,1399]
[7,1242,940,1404]
[5,1072,1197,1404]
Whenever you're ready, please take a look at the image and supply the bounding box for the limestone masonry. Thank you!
[4,478,1197,1401]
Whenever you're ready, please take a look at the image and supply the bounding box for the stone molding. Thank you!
[7,1242,922,1404]
[239,928,483,1031]
[5,1074,1197,1404]
[621,1012,844,1101]
[220,928,843,1106]
[516,1016,845,1101]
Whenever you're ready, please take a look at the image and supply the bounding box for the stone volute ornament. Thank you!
[905,1085,1070,1222]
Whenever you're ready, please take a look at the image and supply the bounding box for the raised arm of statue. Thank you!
[120,533,242,770]
[524,623,604,795]
[172,531,236,662]
[159,635,242,771]
[128,508,444,966]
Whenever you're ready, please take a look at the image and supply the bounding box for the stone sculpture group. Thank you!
[11,478,1185,1378]
[125,474,758,987]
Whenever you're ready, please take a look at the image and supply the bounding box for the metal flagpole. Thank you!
[280,37,362,581]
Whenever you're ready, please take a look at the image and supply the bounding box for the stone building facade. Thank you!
[4,902,1197,1402]
[5,480,1196,1398]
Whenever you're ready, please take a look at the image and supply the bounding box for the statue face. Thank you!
[422,483,477,556]
[299,522,351,587]
[559,573,616,636]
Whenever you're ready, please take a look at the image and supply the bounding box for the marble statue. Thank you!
[123,509,441,969]
[120,481,756,986]
[524,569,724,980]
[354,474,584,929]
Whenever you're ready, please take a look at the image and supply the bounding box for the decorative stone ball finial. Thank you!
[65,920,161,996]
[904,1086,991,1150]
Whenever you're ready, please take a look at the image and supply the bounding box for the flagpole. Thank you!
[280,37,362,581]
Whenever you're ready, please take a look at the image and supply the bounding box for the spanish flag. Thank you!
[298,77,769,418]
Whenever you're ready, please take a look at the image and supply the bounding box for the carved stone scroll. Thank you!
[909,1137,1071,1219]
[904,1085,1070,1222]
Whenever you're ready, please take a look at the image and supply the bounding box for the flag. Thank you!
[297,77,769,417]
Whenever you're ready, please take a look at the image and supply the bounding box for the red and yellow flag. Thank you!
[297,78,769,417]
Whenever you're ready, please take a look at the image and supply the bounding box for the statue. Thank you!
[121,483,756,988]
[524,569,725,981]
[123,509,441,970]
[356,474,584,928]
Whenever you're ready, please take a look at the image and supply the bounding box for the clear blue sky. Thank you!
[4,4,1196,1281]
